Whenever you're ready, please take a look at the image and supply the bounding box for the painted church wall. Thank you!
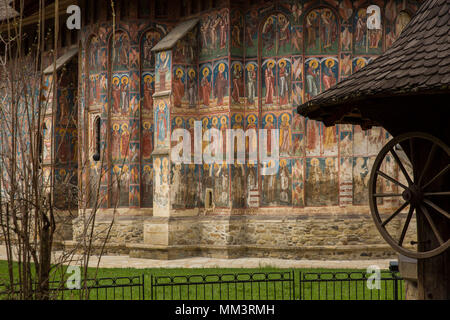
[78,0,419,213]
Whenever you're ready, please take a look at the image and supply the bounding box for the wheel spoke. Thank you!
[382,201,410,227]
[420,205,444,245]
[418,143,437,187]
[422,164,450,190]
[377,170,408,189]
[424,191,450,196]
[409,137,415,171]
[390,148,413,186]
[373,193,403,198]
[398,205,415,246]
[423,199,450,219]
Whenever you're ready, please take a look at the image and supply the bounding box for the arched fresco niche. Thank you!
[304,7,339,55]
[109,30,131,208]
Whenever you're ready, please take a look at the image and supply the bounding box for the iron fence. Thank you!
[0,270,404,300]
[0,275,145,300]
[299,271,404,300]
[150,271,295,300]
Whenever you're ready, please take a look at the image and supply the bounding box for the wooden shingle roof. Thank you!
[298,0,450,124]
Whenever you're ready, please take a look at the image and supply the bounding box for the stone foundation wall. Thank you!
[72,215,144,244]
[168,214,416,248]
[68,209,416,260]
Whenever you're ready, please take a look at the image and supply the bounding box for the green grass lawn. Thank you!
[0,260,403,300]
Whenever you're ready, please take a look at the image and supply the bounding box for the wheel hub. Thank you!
[402,184,423,206]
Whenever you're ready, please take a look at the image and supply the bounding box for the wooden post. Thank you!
[403,116,450,300]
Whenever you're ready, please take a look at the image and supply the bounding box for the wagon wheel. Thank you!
[369,132,450,259]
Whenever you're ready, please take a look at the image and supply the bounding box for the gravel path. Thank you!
[0,245,393,270]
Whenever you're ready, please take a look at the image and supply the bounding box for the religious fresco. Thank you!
[262,59,277,107]
[339,156,353,206]
[353,5,383,54]
[352,56,373,72]
[199,64,213,108]
[321,57,338,91]
[141,78,155,112]
[154,99,170,149]
[305,57,339,100]
[261,12,298,57]
[261,160,278,206]
[141,29,163,69]
[74,1,420,212]
[111,74,130,116]
[231,9,244,56]
[261,113,277,156]
[171,163,185,209]
[305,119,321,156]
[245,113,259,162]
[89,163,100,207]
[304,8,339,55]
[353,156,371,205]
[110,122,130,161]
[322,125,338,156]
[214,162,230,207]
[245,61,258,108]
[244,8,259,57]
[305,157,338,206]
[246,163,259,208]
[213,60,229,108]
[174,28,197,65]
[185,164,200,208]
[261,159,292,206]
[353,125,368,156]
[231,162,246,208]
[340,53,352,77]
[55,128,76,164]
[386,9,411,48]
[367,127,385,155]
[172,66,186,109]
[155,51,172,92]
[153,156,170,209]
[341,25,352,52]
[340,130,353,156]
[199,163,211,208]
[231,61,245,107]
[111,165,130,207]
[111,32,130,72]
[292,158,305,207]
[199,8,229,61]
[278,159,292,206]
[304,58,320,100]
[42,118,52,162]
[291,56,303,105]
[141,164,154,207]
[279,113,292,157]
[87,36,104,107]
[277,59,291,106]
[186,68,198,109]
[292,133,305,157]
